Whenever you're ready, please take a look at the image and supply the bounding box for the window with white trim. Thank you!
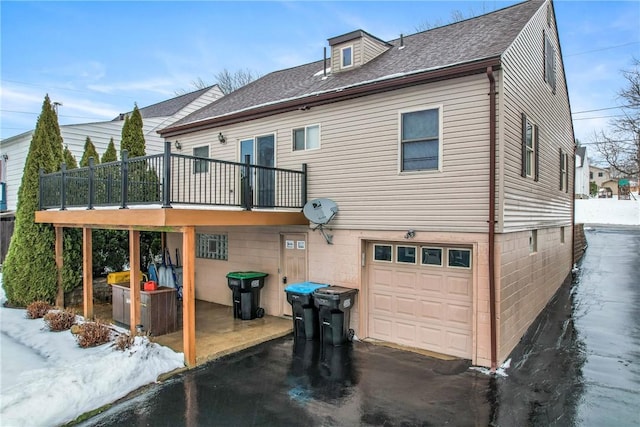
[196,233,228,260]
[544,31,556,93]
[448,248,471,269]
[373,244,392,262]
[521,114,539,180]
[293,124,320,151]
[421,247,443,266]
[193,146,209,174]
[396,246,417,264]
[341,45,353,68]
[560,149,569,192]
[400,107,441,171]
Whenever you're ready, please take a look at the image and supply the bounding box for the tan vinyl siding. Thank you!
[499,0,574,232]
[173,73,493,233]
[362,34,389,63]
[495,226,572,361]
[331,39,362,71]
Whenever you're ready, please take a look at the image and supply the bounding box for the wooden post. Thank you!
[82,227,93,319]
[182,226,196,366]
[129,229,141,334]
[55,226,64,308]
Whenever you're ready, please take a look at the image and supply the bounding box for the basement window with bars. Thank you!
[196,233,228,260]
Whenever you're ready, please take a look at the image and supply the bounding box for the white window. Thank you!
[396,246,417,264]
[521,114,538,180]
[544,31,556,93]
[529,230,538,253]
[196,233,228,260]
[448,249,471,269]
[193,145,209,174]
[341,45,353,68]
[373,244,392,262]
[293,125,320,151]
[560,150,569,192]
[400,107,441,172]
[421,247,443,267]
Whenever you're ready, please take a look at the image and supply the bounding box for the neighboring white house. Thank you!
[575,146,590,198]
[0,86,223,213]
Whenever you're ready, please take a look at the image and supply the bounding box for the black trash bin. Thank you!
[226,271,268,320]
[284,282,329,340]
[313,286,358,346]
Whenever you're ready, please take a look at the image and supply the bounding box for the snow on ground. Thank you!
[0,274,185,427]
[575,197,640,225]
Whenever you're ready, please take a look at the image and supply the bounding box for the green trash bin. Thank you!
[226,272,268,320]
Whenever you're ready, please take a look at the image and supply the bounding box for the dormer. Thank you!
[328,30,391,73]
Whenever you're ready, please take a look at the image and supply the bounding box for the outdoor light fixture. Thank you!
[174,141,182,150]
[404,229,416,239]
[218,132,226,144]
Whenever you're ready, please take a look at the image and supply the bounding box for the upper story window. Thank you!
[560,149,569,192]
[521,113,539,181]
[544,31,556,93]
[589,171,593,179]
[341,45,353,68]
[293,124,320,151]
[400,106,441,172]
[193,145,209,174]
[598,172,604,177]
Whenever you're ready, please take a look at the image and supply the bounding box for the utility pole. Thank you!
[53,101,62,115]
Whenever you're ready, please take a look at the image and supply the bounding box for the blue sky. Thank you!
[1,1,639,158]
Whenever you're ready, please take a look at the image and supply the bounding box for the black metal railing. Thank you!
[39,141,307,211]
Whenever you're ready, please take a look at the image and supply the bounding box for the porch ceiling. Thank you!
[35,207,308,229]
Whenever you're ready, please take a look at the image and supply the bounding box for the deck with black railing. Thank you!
[39,141,307,212]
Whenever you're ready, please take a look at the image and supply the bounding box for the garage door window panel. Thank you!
[396,246,417,264]
[447,249,471,269]
[373,244,393,262]
[421,247,443,267]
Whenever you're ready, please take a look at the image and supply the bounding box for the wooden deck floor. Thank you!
[82,300,293,366]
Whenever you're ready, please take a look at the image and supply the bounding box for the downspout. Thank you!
[487,66,498,371]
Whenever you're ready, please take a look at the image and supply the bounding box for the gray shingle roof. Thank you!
[114,86,214,120]
[165,0,543,132]
[576,146,587,160]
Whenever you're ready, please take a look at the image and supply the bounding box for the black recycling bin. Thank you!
[226,272,268,320]
[285,282,329,340]
[313,286,358,346]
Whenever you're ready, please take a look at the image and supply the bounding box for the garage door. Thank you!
[367,242,473,359]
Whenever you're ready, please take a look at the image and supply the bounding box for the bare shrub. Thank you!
[26,301,52,319]
[114,333,135,351]
[76,320,112,348]
[44,309,77,331]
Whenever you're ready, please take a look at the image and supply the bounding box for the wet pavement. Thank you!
[80,226,640,427]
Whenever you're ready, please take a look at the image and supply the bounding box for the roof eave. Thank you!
[159,57,502,138]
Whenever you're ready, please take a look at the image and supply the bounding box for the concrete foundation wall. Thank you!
[495,226,573,362]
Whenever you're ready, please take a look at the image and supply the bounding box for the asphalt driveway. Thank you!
[80,226,640,427]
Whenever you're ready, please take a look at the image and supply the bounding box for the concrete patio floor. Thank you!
[82,300,293,366]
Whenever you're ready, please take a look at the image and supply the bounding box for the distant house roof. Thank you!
[115,86,215,120]
[576,146,587,162]
[160,0,543,137]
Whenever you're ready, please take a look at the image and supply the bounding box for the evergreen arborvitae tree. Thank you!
[63,145,78,169]
[101,138,118,163]
[120,104,145,158]
[80,136,100,167]
[2,95,64,305]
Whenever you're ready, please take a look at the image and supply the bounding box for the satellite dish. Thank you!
[303,198,338,244]
[303,198,338,225]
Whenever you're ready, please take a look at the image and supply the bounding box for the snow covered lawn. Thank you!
[575,198,640,225]
[0,274,184,427]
